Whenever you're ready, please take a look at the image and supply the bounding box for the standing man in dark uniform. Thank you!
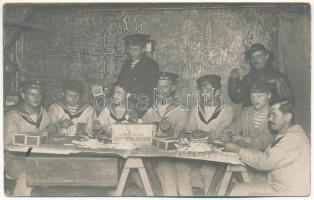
[228,43,294,107]
[117,33,160,117]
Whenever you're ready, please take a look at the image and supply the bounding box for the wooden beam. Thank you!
[4,8,36,51]
[4,21,49,32]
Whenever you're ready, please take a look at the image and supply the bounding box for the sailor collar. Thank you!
[152,95,182,119]
[197,102,223,125]
[16,104,45,129]
[57,101,90,120]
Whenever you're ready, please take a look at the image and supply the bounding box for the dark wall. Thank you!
[278,6,311,134]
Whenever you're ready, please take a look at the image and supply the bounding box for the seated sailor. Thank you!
[98,81,144,192]
[4,80,51,196]
[47,80,96,135]
[222,80,274,183]
[174,74,234,196]
[98,81,139,137]
[143,72,188,196]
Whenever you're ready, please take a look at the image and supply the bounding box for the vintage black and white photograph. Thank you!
[2,1,311,197]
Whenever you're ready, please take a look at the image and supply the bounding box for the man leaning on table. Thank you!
[47,80,96,134]
[143,72,188,196]
[174,74,234,196]
[225,99,310,196]
[221,80,274,183]
[4,80,52,196]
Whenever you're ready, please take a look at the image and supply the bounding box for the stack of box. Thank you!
[13,133,48,146]
[152,137,179,150]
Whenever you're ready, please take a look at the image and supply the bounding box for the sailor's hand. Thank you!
[46,124,58,135]
[207,131,217,144]
[160,119,171,132]
[232,135,251,143]
[225,142,242,153]
[59,119,73,129]
[220,130,234,143]
[192,130,208,139]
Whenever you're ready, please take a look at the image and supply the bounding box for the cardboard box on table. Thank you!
[13,133,48,146]
[111,123,157,146]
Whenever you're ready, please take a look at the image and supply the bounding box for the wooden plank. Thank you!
[240,171,250,183]
[26,157,119,187]
[114,168,131,196]
[124,157,145,168]
[4,8,36,51]
[143,159,162,196]
[230,165,248,172]
[206,164,227,196]
[138,167,154,196]
[217,165,233,196]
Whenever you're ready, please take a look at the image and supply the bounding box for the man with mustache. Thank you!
[228,43,294,107]
[225,100,310,196]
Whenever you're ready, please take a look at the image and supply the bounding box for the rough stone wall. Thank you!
[4,4,280,108]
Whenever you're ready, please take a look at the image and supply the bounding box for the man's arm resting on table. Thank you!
[239,135,302,171]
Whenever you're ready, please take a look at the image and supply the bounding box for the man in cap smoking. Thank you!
[4,80,51,196]
[143,72,188,196]
[47,80,96,134]
[228,43,294,107]
[117,33,160,117]
[174,74,234,196]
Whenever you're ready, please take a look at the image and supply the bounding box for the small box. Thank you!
[26,133,48,146]
[152,138,159,147]
[13,134,27,145]
[157,138,178,150]
[111,123,156,146]
[152,137,179,150]
[13,133,48,146]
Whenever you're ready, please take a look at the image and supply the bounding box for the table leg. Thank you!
[240,171,250,182]
[114,158,154,196]
[217,165,232,196]
[206,164,227,195]
[143,160,162,196]
[114,168,130,196]
[138,167,154,196]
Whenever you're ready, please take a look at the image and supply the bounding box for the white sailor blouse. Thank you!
[4,105,50,148]
[47,101,96,132]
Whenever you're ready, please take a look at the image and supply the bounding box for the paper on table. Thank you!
[7,145,79,155]
[72,139,138,150]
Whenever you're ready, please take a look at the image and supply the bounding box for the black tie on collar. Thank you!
[63,107,85,120]
[198,109,222,125]
[271,137,283,148]
[21,113,43,129]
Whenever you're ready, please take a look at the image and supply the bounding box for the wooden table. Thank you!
[7,143,249,196]
[115,146,249,196]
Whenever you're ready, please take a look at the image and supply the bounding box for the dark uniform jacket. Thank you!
[117,55,160,117]
[228,65,294,107]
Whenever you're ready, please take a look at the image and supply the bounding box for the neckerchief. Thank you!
[198,100,223,125]
[58,101,89,120]
[18,106,44,129]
